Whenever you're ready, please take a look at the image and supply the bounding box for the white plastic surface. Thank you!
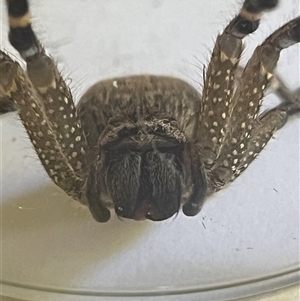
[1,0,299,300]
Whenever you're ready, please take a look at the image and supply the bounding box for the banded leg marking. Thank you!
[198,0,279,166]
[214,17,300,184]
[4,0,88,199]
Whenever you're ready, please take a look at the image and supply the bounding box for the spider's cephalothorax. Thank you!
[1,0,299,222]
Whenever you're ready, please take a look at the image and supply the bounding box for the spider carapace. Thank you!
[1,0,299,222]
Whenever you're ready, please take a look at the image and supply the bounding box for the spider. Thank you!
[1,0,299,223]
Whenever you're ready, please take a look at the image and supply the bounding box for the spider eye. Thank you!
[115,206,124,214]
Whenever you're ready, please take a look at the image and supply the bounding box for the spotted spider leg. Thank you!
[1,0,87,199]
[197,0,279,190]
[214,16,300,184]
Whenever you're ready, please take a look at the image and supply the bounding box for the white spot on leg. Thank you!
[223,160,229,167]
[220,52,229,62]
[76,161,82,169]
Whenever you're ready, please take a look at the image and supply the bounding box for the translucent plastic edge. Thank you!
[1,267,299,301]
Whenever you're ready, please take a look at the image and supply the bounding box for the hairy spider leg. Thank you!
[198,0,279,190]
[215,16,300,182]
[2,0,88,199]
[0,51,84,198]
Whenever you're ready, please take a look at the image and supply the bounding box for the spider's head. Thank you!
[85,119,207,222]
